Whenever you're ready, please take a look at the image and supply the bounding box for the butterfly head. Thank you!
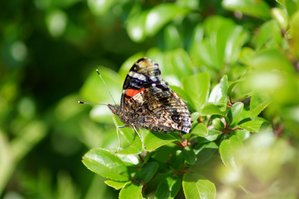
[107,104,120,115]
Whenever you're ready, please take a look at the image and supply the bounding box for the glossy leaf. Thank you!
[126,10,148,42]
[183,173,216,199]
[276,0,299,17]
[104,180,127,190]
[208,75,228,106]
[156,176,181,199]
[239,118,265,133]
[116,126,143,155]
[126,4,189,42]
[142,130,177,152]
[193,16,248,70]
[119,183,143,199]
[201,104,225,116]
[219,135,242,168]
[145,4,189,37]
[183,73,210,111]
[222,0,271,19]
[249,94,271,118]
[191,123,208,137]
[135,161,159,184]
[87,0,115,15]
[164,48,193,78]
[230,102,244,126]
[82,148,130,181]
[253,20,282,50]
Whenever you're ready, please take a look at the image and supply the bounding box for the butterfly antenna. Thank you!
[96,68,117,105]
[77,100,107,106]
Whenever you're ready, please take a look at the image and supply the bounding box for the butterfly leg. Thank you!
[112,116,127,151]
[131,124,144,151]
[115,125,127,151]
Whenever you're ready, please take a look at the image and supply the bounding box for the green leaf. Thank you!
[142,130,177,151]
[249,94,271,118]
[272,8,288,30]
[219,135,243,168]
[145,4,189,37]
[116,127,143,155]
[87,0,115,15]
[201,104,225,116]
[222,0,271,19]
[239,118,265,132]
[82,148,130,181]
[80,67,122,105]
[104,180,127,190]
[193,16,248,70]
[230,102,244,126]
[126,4,189,42]
[164,48,193,77]
[183,173,216,199]
[192,123,208,137]
[156,176,181,199]
[206,129,221,141]
[276,0,299,17]
[126,10,148,42]
[290,11,299,57]
[164,25,183,50]
[208,75,229,106]
[253,20,282,50]
[135,162,159,184]
[119,183,143,199]
[183,73,210,111]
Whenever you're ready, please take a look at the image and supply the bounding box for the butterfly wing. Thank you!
[119,58,191,133]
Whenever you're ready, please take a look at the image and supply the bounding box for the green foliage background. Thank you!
[1,0,299,198]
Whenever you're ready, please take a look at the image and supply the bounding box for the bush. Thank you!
[1,0,299,198]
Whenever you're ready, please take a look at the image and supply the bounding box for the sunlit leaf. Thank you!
[193,16,248,70]
[219,135,243,168]
[145,4,189,37]
[142,130,177,151]
[104,180,127,190]
[276,0,299,17]
[119,183,143,199]
[222,0,271,19]
[208,75,228,107]
[253,20,283,50]
[191,123,208,137]
[249,94,271,118]
[183,173,216,199]
[87,0,115,15]
[126,10,148,42]
[229,102,244,126]
[183,73,210,111]
[239,117,265,132]
[82,148,130,181]
[201,104,225,116]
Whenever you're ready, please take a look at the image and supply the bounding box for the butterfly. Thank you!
[108,57,191,134]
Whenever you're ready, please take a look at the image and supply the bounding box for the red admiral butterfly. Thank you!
[108,57,191,134]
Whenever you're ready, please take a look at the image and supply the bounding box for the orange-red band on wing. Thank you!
[125,88,145,98]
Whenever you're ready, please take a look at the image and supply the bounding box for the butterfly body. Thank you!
[108,58,191,134]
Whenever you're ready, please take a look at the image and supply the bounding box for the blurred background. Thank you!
[1,0,299,198]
